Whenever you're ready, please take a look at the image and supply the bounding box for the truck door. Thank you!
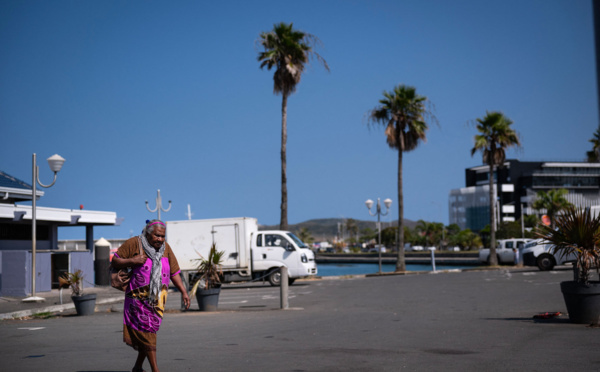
[501,240,515,263]
[262,233,297,272]
[211,224,240,269]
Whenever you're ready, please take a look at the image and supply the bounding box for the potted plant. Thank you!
[536,207,600,324]
[189,243,225,311]
[59,269,97,316]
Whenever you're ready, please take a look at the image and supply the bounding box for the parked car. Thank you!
[407,245,424,252]
[368,245,387,253]
[478,238,532,265]
[522,239,576,271]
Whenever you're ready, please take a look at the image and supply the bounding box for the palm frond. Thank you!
[367,84,434,152]
[190,243,225,296]
[536,207,600,284]
[257,22,328,96]
[470,111,520,166]
[60,270,84,296]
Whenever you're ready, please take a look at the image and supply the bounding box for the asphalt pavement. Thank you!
[1,266,598,372]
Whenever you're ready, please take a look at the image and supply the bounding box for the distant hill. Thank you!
[259,218,417,242]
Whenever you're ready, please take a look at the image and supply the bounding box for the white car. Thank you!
[522,239,576,271]
[478,239,531,264]
[368,245,387,253]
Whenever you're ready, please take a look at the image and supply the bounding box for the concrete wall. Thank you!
[0,251,51,297]
[70,251,94,292]
[0,250,95,297]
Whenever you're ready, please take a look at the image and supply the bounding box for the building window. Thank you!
[0,223,49,240]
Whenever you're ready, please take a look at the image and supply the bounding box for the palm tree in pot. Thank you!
[59,269,97,316]
[536,207,600,324]
[189,243,225,311]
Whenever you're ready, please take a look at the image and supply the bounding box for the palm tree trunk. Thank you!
[396,149,406,272]
[489,162,497,265]
[280,93,288,231]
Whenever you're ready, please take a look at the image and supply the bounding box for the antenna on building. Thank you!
[186,204,193,220]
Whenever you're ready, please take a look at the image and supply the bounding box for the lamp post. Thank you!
[146,189,171,221]
[365,198,392,274]
[24,153,65,302]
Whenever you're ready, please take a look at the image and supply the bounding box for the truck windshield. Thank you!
[286,232,308,248]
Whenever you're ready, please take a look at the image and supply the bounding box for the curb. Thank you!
[0,296,124,320]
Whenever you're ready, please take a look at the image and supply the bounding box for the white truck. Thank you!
[522,238,576,271]
[165,217,317,286]
[478,238,532,265]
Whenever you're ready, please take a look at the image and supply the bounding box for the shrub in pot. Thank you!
[189,243,225,311]
[59,270,97,316]
[536,207,600,324]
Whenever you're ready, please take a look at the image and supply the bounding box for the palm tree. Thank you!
[345,218,359,245]
[368,84,435,271]
[257,22,329,230]
[471,111,521,266]
[297,227,314,245]
[532,188,573,228]
[586,128,600,162]
[415,220,443,248]
[536,207,600,284]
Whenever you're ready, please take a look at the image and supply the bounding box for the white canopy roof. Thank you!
[0,203,117,225]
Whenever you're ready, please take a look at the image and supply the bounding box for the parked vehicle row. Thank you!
[478,239,531,265]
[477,237,577,271]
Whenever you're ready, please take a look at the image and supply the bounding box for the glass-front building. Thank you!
[449,160,600,231]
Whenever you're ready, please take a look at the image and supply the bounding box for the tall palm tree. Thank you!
[533,188,573,228]
[345,218,359,245]
[586,128,600,162]
[368,84,434,272]
[471,111,521,266]
[257,22,329,230]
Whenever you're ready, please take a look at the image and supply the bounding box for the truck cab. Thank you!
[478,238,531,265]
[251,230,317,286]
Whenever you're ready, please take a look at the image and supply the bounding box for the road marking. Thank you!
[218,300,249,305]
[18,327,45,331]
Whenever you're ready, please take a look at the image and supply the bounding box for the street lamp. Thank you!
[24,153,65,302]
[146,189,171,221]
[365,197,392,274]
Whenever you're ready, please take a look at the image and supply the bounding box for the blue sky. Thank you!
[0,0,597,240]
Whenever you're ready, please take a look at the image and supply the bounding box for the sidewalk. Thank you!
[0,265,565,320]
[0,285,125,320]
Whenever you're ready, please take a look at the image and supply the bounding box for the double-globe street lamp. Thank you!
[146,189,172,221]
[365,197,392,274]
[24,153,66,302]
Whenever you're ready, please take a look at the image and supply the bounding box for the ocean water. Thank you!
[317,262,472,276]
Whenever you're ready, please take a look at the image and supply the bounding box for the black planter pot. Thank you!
[560,281,600,324]
[72,293,97,316]
[195,287,221,312]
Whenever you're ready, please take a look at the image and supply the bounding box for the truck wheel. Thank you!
[268,271,281,286]
[536,254,556,271]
